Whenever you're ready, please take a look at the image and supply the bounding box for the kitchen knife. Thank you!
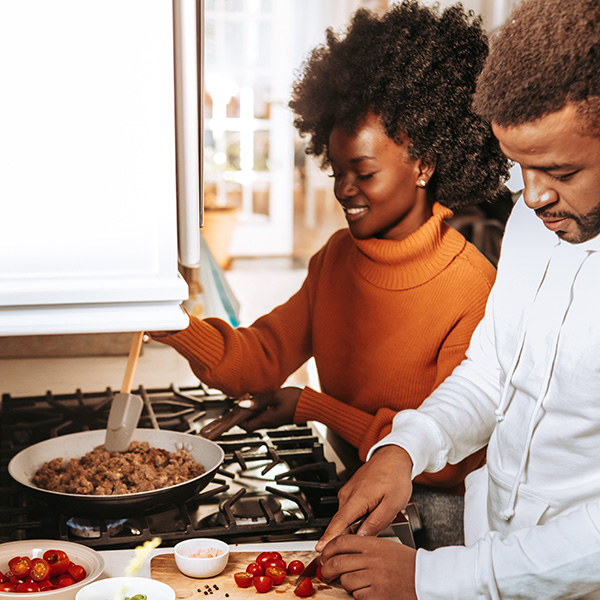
[105,331,144,452]
[294,517,364,589]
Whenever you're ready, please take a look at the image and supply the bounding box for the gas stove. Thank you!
[0,384,420,549]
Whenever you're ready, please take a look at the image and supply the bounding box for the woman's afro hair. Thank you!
[289,0,509,209]
[473,0,600,133]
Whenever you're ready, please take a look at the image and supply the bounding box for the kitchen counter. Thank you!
[99,542,318,579]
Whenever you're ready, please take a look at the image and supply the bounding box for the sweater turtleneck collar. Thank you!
[351,202,466,290]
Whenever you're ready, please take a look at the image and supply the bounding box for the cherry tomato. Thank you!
[256,551,282,568]
[8,556,31,579]
[233,571,254,588]
[0,582,16,592]
[43,550,70,576]
[56,573,76,588]
[16,580,41,593]
[38,579,56,591]
[265,557,286,572]
[294,576,314,597]
[265,566,286,585]
[316,564,323,580]
[245,561,264,577]
[30,558,51,582]
[67,563,87,582]
[287,559,305,575]
[253,575,274,593]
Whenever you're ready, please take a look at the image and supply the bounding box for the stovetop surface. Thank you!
[0,384,344,549]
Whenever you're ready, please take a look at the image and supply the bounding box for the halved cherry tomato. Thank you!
[287,559,305,575]
[30,558,51,582]
[67,563,87,582]
[264,557,286,572]
[8,556,31,579]
[233,572,254,588]
[245,561,264,577]
[256,551,282,568]
[0,582,16,592]
[253,575,274,593]
[316,564,323,580]
[38,579,56,591]
[265,566,286,585]
[56,573,76,588]
[43,550,70,576]
[16,580,41,593]
[294,576,314,597]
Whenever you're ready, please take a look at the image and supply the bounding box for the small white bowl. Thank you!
[75,576,175,600]
[0,540,104,600]
[173,539,229,578]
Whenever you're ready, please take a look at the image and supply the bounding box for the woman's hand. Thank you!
[316,445,414,551]
[320,535,417,600]
[237,387,302,430]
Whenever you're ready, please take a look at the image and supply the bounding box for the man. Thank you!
[314,0,600,598]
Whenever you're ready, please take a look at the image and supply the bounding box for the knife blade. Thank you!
[294,516,365,588]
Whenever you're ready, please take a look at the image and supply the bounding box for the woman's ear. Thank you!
[416,159,435,188]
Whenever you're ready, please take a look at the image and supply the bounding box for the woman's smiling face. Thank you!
[328,112,434,241]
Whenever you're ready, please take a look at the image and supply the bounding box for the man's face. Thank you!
[493,104,600,244]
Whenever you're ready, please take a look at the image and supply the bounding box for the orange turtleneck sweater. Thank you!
[155,203,495,489]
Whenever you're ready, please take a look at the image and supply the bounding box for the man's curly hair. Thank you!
[473,0,600,133]
[289,0,509,210]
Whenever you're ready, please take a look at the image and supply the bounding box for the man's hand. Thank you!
[236,387,302,430]
[315,445,413,552]
[320,535,417,600]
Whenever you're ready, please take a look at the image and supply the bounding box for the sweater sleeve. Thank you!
[152,278,316,398]
[295,387,486,489]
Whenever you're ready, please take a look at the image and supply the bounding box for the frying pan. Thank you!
[8,429,225,518]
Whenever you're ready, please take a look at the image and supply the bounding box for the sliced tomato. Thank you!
[294,577,314,597]
[43,550,70,576]
[67,563,86,582]
[38,579,56,591]
[0,582,16,592]
[253,575,274,593]
[233,571,254,588]
[8,556,31,579]
[16,580,41,593]
[30,558,51,582]
[287,560,305,575]
[316,564,323,580]
[245,561,264,577]
[42,550,68,564]
[265,566,286,585]
[56,573,76,588]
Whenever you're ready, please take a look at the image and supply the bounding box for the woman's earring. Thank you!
[417,179,427,187]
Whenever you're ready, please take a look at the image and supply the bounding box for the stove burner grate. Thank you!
[0,384,344,549]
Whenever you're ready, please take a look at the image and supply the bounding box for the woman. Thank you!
[152,1,509,497]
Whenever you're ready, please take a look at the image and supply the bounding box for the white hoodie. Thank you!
[370,197,600,599]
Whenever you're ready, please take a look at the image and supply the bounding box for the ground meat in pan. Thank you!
[32,441,206,495]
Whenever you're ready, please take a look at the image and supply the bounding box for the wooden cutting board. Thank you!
[151,552,350,598]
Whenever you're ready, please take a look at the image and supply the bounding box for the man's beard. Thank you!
[538,203,600,244]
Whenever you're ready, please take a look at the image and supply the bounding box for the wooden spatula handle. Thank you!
[121,331,144,394]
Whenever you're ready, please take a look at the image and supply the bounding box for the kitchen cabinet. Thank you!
[0,0,201,335]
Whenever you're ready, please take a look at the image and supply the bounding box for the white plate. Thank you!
[76,576,175,600]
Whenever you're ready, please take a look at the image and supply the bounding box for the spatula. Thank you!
[105,331,145,452]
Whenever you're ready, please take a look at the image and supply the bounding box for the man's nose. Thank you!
[522,170,558,210]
